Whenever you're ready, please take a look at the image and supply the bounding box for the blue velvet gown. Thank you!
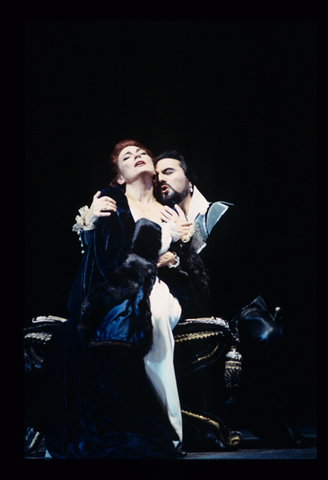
[27,187,185,458]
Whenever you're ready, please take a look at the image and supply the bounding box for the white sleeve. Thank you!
[159,222,180,255]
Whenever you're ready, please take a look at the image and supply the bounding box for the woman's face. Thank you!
[117,145,155,184]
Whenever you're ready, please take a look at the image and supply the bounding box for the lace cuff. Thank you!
[168,252,180,269]
[165,221,195,244]
[72,206,96,233]
[180,224,195,243]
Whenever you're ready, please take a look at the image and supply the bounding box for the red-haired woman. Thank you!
[26,140,199,459]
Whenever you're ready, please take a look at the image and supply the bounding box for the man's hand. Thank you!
[85,191,117,226]
[160,205,193,241]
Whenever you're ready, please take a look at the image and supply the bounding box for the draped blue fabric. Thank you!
[34,319,179,459]
[89,287,152,349]
[67,187,136,325]
[27,187,181,458]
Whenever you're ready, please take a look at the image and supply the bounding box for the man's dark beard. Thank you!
[161,183,190,207]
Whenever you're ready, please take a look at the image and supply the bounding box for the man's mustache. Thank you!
[159,183,173,195]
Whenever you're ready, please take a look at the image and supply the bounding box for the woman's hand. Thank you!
[85,191,117,226]
[157,251,177,268]
[160,205,193,241]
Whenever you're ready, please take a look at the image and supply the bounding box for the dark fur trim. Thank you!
[78,218,162,355]
[172,242,210,309]
[130,217,162,261]
[78,253,157,347]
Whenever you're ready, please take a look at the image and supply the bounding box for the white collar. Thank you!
[187,185,209,222]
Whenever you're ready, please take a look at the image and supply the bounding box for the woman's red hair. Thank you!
[108,139,156,186]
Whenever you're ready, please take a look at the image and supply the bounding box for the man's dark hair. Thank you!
[156,150,198,185]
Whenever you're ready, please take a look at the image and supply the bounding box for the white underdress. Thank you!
[145,277,182,442]
[132,214,183,443]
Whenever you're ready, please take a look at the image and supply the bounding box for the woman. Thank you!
[26,140,201,458]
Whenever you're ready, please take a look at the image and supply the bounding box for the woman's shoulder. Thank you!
[99,186,130,215]
[100,186,126,200]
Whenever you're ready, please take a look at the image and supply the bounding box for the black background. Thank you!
[24,21,317,421]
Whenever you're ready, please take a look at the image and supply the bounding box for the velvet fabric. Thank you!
[189,202,243,320]
[30,321,179,458]
[78,217,163,356]
[67,187,136,321]
[27,187,183,458]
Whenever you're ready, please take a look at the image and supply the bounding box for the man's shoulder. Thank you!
[206,201,239,234]
[208,200,238,212]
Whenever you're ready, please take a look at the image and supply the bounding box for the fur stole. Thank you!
[78,218,162,356]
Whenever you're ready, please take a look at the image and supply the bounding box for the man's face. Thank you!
[155,158,190,205]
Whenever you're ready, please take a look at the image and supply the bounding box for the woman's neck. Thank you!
[125,177,154,205]
[125,176,162,224]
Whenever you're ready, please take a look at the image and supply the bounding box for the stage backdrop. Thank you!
[25,21,317,420]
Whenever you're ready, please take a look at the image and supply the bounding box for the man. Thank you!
[155,150,311,448]
[155,150,244,320]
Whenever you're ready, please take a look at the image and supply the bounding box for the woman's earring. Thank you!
[190,185,193,193]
